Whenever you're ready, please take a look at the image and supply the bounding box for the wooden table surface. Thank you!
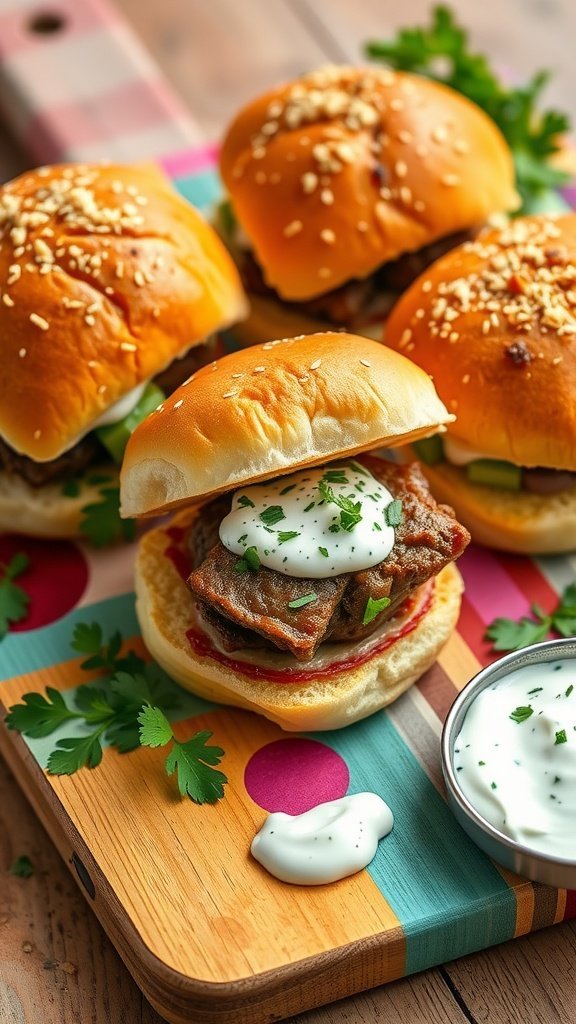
[2,2,576,1022]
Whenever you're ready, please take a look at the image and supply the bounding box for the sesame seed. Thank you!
[2,294,14,307]
[453,139,470,155]
[299,375,310,383]
[414,199,426,213]
[400,329,412,347]
[173,400,183,409]
[552,356,563,365]
[415,144,428,158]
[133,270,145,287]
[33,429,41,440]
[18,347,26,357]
[397,130,412,144]
[283,219,303,238]
[223,391,236,399]
[254,366,266,373]
[422,280,432,293]
[431,126,448,143]
[394,160,408,178]
[462,373,470,384]
[98,384,107,394]
[29,313,49,330]
[85,315,96,327]
[389,98,404,111]
[320,189,334,205]
[120,342,138,352]
[231,372,244,378]
[301,172,318,194]
[318,267,332,278]
[310,359,322,370]
[442,174,460,187]
[357,220,369,232]
[320,228,336,244]
[360,358,371,367]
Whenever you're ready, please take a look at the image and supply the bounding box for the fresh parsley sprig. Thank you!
[138,706,227,804]
[365,5,572,211]
[486,583,576,652]
[0,553,30,639]
[318,479,363,532]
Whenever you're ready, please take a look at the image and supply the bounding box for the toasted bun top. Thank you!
[386,214,576,470]
[219,65,518,301]
[120,331,454,517]
[0,163,247,461]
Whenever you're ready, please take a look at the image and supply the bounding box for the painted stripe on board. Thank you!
[495,552,559,610]
[455,596,493,666]
[458,545,530,623]
[323,713,517,975]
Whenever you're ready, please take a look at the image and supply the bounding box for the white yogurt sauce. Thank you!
[219,462,397,578]
[443,436,499,466]
[251,793,394,885]
[91,382,147,428]
[454,660,576,859]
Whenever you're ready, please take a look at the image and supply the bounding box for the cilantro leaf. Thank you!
[555,729,568,745]
[384,499,403,527]
[259,505,286,527]
[0,553,30,639]
[80,486,136,547]
[9,855,34,878]
[47,731,105,775]
[486,581,576,652]
[5,687,79,738]
[70,621,145,674]
[139,707,228,803]
[277,531,300,544]
[365,5,571,212]
[318,479,363,532]
[362,596,391,626]
[509,705,534,724]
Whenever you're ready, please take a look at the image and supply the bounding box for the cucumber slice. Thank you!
[96,382,165,464]
[413,435,445,465]
[467,459,522,491]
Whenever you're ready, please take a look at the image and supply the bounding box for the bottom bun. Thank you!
[0,466,119,538]
[135,506,464,732]
[227,292,384,348]
[421,462,576,555]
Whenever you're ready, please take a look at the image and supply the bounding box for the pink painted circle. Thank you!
[244,738,349,814]
[0,535,89,631]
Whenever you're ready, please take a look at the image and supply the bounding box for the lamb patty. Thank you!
[187,459,470,661]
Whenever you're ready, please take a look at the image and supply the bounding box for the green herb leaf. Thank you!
[510,705,534,724]
[259,505,286,527]
[61,479,80,498]
[318,546,329,558]
[555,729,568,745]
[318,479,363,532]
[288,593,318,610]
[80,486,136,547]
[384,499,403,527]
[244,546,260,570]
[277,531,300,544]
[364,5,571,212]
[5,687,80,738]
[0,553,30,639]
[139,708,227,803]
[279,484,297,495]
[237,494,255,509]
[9,855,34,878]
[303,502,315,512]
[486,581,576,653]
[566,685,574,697]
[47,731,105,775]
[323,469,349,484]
[137,705,174,748]
[362,595,391,625]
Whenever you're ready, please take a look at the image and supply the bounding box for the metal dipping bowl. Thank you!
[441,637,576,890]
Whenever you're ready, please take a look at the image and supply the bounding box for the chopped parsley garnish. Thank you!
[279,484,297,495]
[323,469,349,484]
[365,6,572,212]
[566,685,574,697]
[5,623,227,803]
[259,505,286,526]
[486,584,576,651]
[362,595,391,625]
[237,494,255,509]
[318,479,362,532]
[0,552,30,639]
[478,760,486,766]
[237,533,248,544]
[138,706,227,804]
[318,546,329,558]
[384,499,403,527]
[234,546,260,573]
[9,855,34,879]
[491,782,498,790]
[303,502,315,513]
[349,461,369,477]
[80,485,136,547]
[373,522,382,531]
[288,593,318,610]
[555,729,568,745]
[278,531,300,544]
[510,705,534,724]
[528,687,543,695]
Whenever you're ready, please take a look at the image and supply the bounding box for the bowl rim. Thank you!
[441,636,576,868]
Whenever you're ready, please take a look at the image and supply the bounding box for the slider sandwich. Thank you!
[120,332,470,731]
[218,65,518,345]
[386,214,576,553]
[0,163,246,539]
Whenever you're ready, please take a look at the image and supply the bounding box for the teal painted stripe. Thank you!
[0,592,216,769]
[322,712,517,974]
[173,168,221,213]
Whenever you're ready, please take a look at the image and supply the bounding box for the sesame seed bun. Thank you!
[120,332,455,518]
[0,163,247,463]
[386,214,576,553]
[134,503,464,731]
[220,65,519,302]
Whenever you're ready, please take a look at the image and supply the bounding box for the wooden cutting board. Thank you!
[0,3,575,1023]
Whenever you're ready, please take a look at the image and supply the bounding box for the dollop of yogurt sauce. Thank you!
[251,793,394,885]
[219,462,397,578]
[454,660,576,859]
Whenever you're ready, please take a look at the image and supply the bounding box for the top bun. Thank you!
[220,65,518,301]
[386,214,576,469]
[120,331,454,517]
[0,163,247,462]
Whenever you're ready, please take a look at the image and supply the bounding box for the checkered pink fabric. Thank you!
[0,0,204,164]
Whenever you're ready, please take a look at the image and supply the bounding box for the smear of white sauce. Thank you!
[455,660,576,859]
[219,463,396,579]
[443,435,500,466]
[250,793,394,885]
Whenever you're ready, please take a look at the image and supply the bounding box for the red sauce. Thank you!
[185,584,433,684]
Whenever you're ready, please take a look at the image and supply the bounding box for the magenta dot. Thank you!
[0,536,89,631]
[244,738,349,814]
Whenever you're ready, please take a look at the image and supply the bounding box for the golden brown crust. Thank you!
[0,163,247,461]
[220,66,518,301]
[120,331,454,517]
[135,505,464,731]
[386,214,576,469]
